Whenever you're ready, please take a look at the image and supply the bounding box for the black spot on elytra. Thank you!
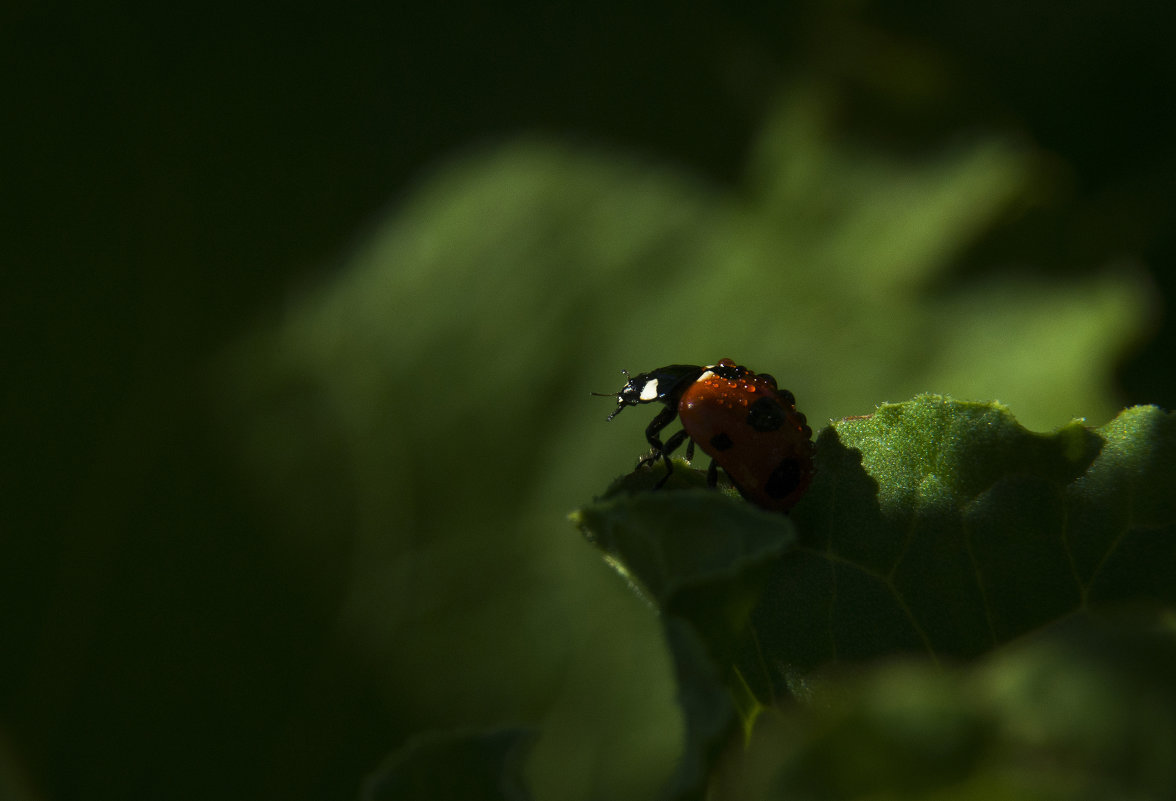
[710,432,734,451]
[746,397,785,432]
[764,458,802,499]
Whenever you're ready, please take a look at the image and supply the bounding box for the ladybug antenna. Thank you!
[588,368,631,397]
[592,369,631,420]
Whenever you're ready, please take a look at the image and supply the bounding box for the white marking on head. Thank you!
[639,379,660,401]
[697,370,716,382]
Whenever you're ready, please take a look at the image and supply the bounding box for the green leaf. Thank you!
[750,397,1176,695]
[581,397,1175,798]
[574,478,794,615]
[363,727,538,801]
[573,485,797,801]
[711,610,1176,801]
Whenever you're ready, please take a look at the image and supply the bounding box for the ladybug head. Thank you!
[593,364,706,421]
[591,369,645,421]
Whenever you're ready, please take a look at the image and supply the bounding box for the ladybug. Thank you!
[597,359,815,512]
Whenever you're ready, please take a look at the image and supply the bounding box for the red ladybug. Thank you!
[598,359,815,512]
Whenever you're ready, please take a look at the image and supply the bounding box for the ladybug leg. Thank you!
[685,438,696,463]
[706,458,718,487]
[637,405,678,467]
[651,429,691,488]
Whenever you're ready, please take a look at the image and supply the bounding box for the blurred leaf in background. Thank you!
[213,81,1152,800]
[362,727,538,801]
[709,611,1176,801]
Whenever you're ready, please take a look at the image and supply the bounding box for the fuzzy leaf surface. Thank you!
[749,397,1176,697]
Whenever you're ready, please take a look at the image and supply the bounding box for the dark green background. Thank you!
[5,3,1175,800]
